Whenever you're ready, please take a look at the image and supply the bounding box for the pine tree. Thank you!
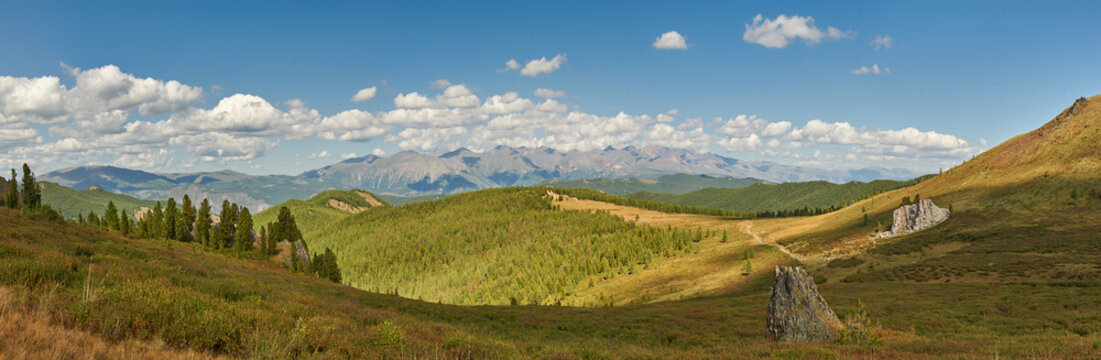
[77,213,86,226]
[164,198,178,240]
[213,200,235,250]
[105,201,120,231]
[721,230,728,243]
[120,211,132,235]
[151,202,164,238]
[196,199,212,247]
[178,195,196,242]
[234,207,253,254]
[20,164,39,210]
[258,226,268,255]
[742,250,753,275]
[5,169,16,208]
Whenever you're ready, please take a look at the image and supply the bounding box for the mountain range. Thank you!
[41,145,920,212]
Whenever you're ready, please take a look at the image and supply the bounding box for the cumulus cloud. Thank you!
[114,148,174,169]
[872,35,893,50]
[394,84,480,109]
[0,64,202,125]
[430,79,451,89]
[652,31,688,50]
[787,119,975,158]
[169,132,278,162]
[341,152,358,160]
[386,127,468,151]
[503,54,568,76]
[851,64,889,75]
[534,88,566,99]
[316,109,389,141]
[351,86,378,102]
[371,148,386,156]
[743,14,852,48]
[169,94,309,136]
[306,150,331,159]
[718,133,762,151]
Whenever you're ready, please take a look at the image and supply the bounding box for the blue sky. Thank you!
[2,1,1099,175]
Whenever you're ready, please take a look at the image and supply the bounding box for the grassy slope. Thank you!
[252,189,385,232]
[41,182,159,220]
[2,209,1099,359]
[626,177,930,213]
[750,95,1101,286]
[538,174,763,195]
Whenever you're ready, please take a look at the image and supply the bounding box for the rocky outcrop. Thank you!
[284,240,311,270]
[766,266,841,342]
[877,199,949,238]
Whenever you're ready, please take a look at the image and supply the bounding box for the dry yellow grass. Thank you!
[752,95,1101,258]
[549,191,801,305]
[0,286,222,360]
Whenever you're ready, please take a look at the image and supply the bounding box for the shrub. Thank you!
[837,300,882,346]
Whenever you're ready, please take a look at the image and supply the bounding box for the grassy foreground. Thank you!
[2,208,1099,358]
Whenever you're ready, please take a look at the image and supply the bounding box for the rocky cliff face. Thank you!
[766,266,841,342]
[877,199,950,238]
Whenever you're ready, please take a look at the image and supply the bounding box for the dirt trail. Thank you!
[740,221,807,262]
[547,190,814,263]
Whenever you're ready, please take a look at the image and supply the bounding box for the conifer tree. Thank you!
[77,213,85,226]
[164,198,178,240]
[5,169,16,208]
[234,207,253,254]
[179,195,195,241]
[258,225,267,254]
[151,202,164,238]
[105,201,120,231]
[120,211,132,235]
[196,199,212,247]
[20,164,39,210]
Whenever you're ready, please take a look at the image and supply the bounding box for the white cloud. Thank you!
[718,133,762,151]
[787,119,975,158]
[341,152,358,160]
[170,94,309,136]
[481,92,534,115]
[114,148,174,169]
[0,64,201,125]
[652,31,688,50]
[872,35,893,50]
[306,150,331,159]
[743,14,852,48]
[169,132,278,162]
[760,121,792,137]
[430,79,451,89]
[534,88,566,99]
[851,64,890,75]
[393,84,480,109]
[316,109,389,142]
[507,54,567,76]
[646,123,711,152]
[351,86,378,102]
[371,148,386,156]
[386,127,468,151]
[0,125,40,147]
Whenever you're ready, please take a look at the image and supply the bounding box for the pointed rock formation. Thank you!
[766,266,841,342]
[877,199,950,238]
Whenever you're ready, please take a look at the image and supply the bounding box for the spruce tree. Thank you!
[5,169,16,208]
[120,211,132,235]
[151,202,164,238]
[105,201,120,231]
[258,225,268,255]
[179,195,195,241]
[234,207,253,254]
[196,199,212,247]
[164,198,178,240]
[20,164,39,210]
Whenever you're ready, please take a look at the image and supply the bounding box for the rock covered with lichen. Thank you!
[766,266,841,342]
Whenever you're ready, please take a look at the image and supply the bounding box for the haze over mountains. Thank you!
[42,145,919,211]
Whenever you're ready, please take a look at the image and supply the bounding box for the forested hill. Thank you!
[537,174,763,195]
[40,182,159,219]
[252,189,387,235]
[626,176,932,213]
[300,187,706,305]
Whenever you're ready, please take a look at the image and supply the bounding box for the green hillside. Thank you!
[40,182,159,220]
[626,176,932,213]
[252,189,386,233]
[538,173,763,195]
[303,187,704,305]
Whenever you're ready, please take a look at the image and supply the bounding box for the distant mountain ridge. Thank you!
[42,145,920,211]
